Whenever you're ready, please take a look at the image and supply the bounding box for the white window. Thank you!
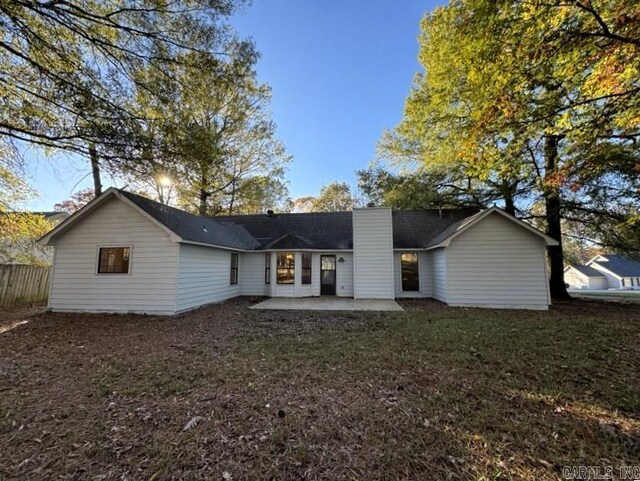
[230,253,239,285]
[277,253,295,284]
[401,253,419,291]
[97,247,130,274]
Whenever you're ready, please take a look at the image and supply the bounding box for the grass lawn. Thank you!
[1,298,639,480]
[570,290,640,303]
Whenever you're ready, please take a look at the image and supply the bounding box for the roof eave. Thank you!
[179,239,248,252]
[588,263,623,279]
[425,207,558,249]
[38,188,183,245]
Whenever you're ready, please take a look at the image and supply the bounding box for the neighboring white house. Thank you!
[564,265,607,290]
[39,188,558,314]
[566,254,640,290]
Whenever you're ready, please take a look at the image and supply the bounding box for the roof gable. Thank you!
[119,191,258,250]
[39,189,179,245]
[264,233,315,249]
[587,254,640,277]
[392,208,479,249]
[39,189,255,250]
[216,211,354,250]
[41,189,556,252]
[565,264,606,278]
[425,207,558,249]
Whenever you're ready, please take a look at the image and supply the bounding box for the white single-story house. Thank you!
[39,188,558,314]
[563,265,607,290]
[566,254,640,290]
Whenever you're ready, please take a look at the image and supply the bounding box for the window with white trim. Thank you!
[265,253,271,284]
[230,253,239,285]
[97,247,130,274]
[401,253,419,291]
[277,253,295,284]
[301,253,312,284]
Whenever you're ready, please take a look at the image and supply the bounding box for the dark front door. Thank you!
[320,255,336,295]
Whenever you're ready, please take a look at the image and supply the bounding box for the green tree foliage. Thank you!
[0,212,53,265]
[382,0,640,298]
[0,143,53,264]
[1,1,289,216]
[0,143,28,211]
[130,50,291,215]
[0,0,248,162]
[225,170,291,214]
[295,181,356,212]
[357,164,497,210]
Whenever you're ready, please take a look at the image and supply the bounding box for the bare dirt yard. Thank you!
[1,298,639,480]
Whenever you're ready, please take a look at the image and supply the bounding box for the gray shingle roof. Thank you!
[217,211,354,250]
[568,264,606,277]
[119,189,482,251]
[120,190,259,250]
[590,254,640,277]
[392,209,480,249]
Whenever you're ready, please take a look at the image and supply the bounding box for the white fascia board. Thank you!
[427,207,558,249]
[38,188,182,245]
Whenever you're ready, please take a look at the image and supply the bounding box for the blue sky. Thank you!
[26,0,439,210]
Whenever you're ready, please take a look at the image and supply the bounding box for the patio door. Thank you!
[320,255,336,295]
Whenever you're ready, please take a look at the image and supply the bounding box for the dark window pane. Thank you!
[302,253,311,284]
[321,271,334,284]
[230,253,239,285]
[265,253,271,284]
[401,253,419,291]
[98,247,130,274]
[277,253,295,284]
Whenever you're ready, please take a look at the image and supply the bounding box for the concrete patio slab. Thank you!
[250,298,404,312]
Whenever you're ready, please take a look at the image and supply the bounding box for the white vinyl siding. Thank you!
[336,253,354,297]
[267,252,353,298]
[445,212,550,310]
[564,267,607,290]
[240,252,269,296]
[429,248,448,302]
[48,197,178,315]
[587,262,622,289]
[564,267,588,289]
[394,251,432,298]
[589,277,608,290]
[352,208,394,299]
[175,244,241,312]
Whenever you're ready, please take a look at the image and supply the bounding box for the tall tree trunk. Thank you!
[228,180,237,215]
[198,170,209,216]
[543,134,571,300]
[89,143,102,196]
[199,189,208,216]
[501,181,516,216]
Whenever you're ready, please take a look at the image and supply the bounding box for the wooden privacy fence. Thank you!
[0,265,51,308]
